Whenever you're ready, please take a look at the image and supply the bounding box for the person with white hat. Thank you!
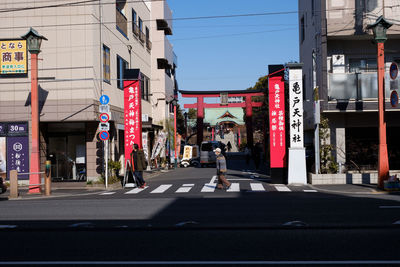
[214,147,231,190]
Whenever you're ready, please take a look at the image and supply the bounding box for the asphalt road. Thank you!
[0,158,400,265]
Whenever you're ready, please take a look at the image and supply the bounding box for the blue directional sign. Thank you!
[99,131,109,141]
[99,95,110,105]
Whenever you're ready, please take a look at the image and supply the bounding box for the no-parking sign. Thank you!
[99,131,109,141]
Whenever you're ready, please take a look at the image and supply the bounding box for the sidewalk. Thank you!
[1,168,169,200]
[310,183,400,195]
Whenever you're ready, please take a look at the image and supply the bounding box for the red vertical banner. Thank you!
[124,80,142,165]
[269,76,286,168]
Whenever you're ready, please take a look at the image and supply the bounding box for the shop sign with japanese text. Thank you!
[124,80,142,164]
[0,40,27,75]
[289,68,304,148]
[269,76,286,168]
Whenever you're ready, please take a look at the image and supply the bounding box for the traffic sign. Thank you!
[99,122,110,131]
[99,131,109,141]
[99,104,110,113]
[390,62,398,80]
[99,113,110,123]
[99,95,110,105]
[390,90,398,108]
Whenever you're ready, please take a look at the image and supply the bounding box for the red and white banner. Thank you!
[269,76,286,168]
[124,80,142,165]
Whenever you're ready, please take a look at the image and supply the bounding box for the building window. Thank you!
[132,8,138,36]
[117,55,128,89]
[349,59,377,73]
[140,74,150,101]
[103,45,110,83]
[300,16,305,43]
[139,17,143,32]
[116,0,128,38]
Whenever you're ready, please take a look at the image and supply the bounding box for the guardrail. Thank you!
[7,169,51,199]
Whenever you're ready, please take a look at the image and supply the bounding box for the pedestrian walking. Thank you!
[214,148,231,190]
[130,143,148,188]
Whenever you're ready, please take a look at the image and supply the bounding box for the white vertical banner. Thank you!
[142,132,149,161]
[289,68,304,148]
[287,63,307,184]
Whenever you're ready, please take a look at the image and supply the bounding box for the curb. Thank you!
[308,184,386,195]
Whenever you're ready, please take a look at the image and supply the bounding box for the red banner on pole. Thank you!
[269,76,286,168]
[124,80,142,165]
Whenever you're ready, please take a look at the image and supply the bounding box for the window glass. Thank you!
[103,45,110,83]
[117,55,128,89]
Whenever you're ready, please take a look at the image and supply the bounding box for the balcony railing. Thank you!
[139,31,145,43]
[116,9,128,37]
[328,72,393,100]
[146,39,152,50]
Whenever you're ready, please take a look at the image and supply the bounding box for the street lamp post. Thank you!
[367,16,393,189]
[21,28,47,194]
[184,112,188,143]
[171,99,178,168]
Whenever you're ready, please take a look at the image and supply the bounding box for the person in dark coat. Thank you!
[130,143,147,188]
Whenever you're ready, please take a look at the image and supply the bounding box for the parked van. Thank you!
[200,141,225,167]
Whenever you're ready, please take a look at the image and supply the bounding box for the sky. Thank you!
[167,0,300,107]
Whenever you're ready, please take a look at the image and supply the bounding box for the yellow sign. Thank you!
[0,40,27,75]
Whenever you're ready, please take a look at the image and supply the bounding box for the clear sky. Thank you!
[167,0,299,107]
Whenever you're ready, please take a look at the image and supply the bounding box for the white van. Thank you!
[200,141,225,167]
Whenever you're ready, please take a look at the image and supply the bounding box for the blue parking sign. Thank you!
[99,95,110,105]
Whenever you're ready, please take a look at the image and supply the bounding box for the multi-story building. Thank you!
[0,0,177,182]
[299,0,400,172]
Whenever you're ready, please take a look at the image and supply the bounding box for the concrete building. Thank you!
[299,0,400,172]
[0,0,177,182]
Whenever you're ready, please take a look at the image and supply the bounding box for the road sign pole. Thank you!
[105,140,108,189]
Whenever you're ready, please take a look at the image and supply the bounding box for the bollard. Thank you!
[9,170,18,199]
[45,160,51,196]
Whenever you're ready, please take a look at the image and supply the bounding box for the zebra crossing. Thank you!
[99,183,318,196]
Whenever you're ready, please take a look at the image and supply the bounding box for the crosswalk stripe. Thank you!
[182,184,195,187]
[100,192,116,195]
[250,183,265,191]
[176,186,193,193]
[201,183,216,192]
[275,185,291,192]
[304,189,318,192]
[125,186,148,194]
[227,183,240,192]
[151,184,172,194]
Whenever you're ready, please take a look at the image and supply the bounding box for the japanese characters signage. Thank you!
[6,136,29,180]
[0,40,27,74]
[124,80,142,165]
[289,68,304,148]
[269,76,286,168]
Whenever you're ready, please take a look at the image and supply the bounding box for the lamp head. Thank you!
[367,16,393,44]
[21,27,48,54]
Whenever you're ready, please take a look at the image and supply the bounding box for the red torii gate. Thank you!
[180,90,264,148]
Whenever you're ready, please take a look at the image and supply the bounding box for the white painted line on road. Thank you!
[379,206,400,209]
[250,183,265,191]
[125,186,148,194]
[227,183,240,192]
[175,186,193,193]
[304,190,318,193]
[151,184,172,194]
[209,175,217,184]
[201,183,216,192]
[229,178,269,181]
[100,192,116,195]
[182,184,195,187]
[275,185,291,192]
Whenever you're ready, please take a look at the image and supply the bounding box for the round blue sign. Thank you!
[390,90,398,108]
[390,62,398,80]
[99,131,109,141]
[99,95,110,105]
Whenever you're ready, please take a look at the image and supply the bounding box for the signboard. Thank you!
[220,93,228,105]
[124,80,142,164]
[6,136,29,180]
[269,76,286,168]
[0,123,6,136]
[151,131,167,160]
[99,104,110,113]
[99,131,110,141]
[142,132,149,162]
[0,137,6,173]
[390,62,398,80]
[390,90,398,108]
[99,113,110,123]
[289,68,304,148]
[99,95,110,105]
[0,39,27,75]
[7,122,28,136]
[99,122,110,131]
